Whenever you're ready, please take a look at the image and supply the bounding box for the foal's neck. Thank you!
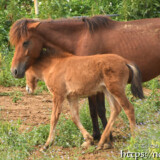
[31,50,72,80]
[37,20,85,54]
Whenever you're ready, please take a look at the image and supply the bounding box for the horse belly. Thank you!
[65,70,104,98]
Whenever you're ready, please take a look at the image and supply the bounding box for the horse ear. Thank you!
[27,22,40,29]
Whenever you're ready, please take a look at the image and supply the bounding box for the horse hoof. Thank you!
[103,143,112,149]
[81,141,93,148]
[81,141,89,148]
[40,146,47,152]
[96,145,103,150]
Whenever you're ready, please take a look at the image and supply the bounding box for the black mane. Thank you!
[82,15,112,32]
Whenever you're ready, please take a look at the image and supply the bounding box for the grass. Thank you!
[0,91,23,103]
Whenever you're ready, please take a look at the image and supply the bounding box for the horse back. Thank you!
[77,18,160,81]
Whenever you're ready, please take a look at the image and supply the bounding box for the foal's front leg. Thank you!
[68,97,94,148]
[40,95,64,151]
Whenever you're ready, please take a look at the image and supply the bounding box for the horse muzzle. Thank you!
[11,63,26,78]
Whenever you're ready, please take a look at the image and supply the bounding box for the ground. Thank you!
[0,85,155,160]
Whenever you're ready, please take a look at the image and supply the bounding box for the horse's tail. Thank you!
[126,63,144,99]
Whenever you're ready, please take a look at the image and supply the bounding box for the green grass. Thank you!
[0,91,23,103]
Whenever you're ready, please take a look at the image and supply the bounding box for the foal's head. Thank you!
[10,19,42,78]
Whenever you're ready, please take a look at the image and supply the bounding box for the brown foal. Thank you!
[22,49,144,150]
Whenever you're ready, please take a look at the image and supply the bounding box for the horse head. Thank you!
[10,19,42,78]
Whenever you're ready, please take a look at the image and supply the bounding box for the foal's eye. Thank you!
[23,41,30,47]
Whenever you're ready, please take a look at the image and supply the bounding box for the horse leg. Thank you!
[88,96,101,140]
[96,93,107,128]
[40,95,64,151]
[97,85,136,150]
[25,71,37,94]
[68,97,94,148]
[96,92,113,140]
[115,94,136,135]
[97,91,121,150]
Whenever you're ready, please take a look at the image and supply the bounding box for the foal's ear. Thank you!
[27,22,40,29]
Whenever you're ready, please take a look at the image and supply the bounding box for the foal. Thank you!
[25,49,144,150]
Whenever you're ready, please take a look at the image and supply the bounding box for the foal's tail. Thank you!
[126,63,144,99]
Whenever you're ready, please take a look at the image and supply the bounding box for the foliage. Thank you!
[0,0,160,87]
[0,91,23,103]
[119,0,160,21]
[124,126,160,160]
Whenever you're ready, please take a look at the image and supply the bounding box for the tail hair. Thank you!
[126,64,144,99]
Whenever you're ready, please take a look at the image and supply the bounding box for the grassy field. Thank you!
[0,77,160,160]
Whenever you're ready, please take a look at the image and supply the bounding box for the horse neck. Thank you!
[37,21,85,54]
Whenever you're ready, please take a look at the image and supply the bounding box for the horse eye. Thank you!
[23,41,30,47]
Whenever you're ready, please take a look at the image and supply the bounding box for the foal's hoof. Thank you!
[96,143,112,150]
[40,146,48,152]
[103,143,112,149]
[81,141,94,149]
[96,144,103,150]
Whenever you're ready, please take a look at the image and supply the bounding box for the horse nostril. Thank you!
[14,69,18,76]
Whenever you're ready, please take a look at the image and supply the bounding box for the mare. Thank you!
[9,16,160,140]
[11,47,144,150]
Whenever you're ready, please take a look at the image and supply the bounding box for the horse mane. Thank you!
[9,15,112,45]
[9,18,39,46]
[82,15,112,32]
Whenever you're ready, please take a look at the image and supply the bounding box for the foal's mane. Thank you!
[10,16,112,45]
[39,48,72,59]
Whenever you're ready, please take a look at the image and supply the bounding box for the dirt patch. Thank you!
[0,86,72,127]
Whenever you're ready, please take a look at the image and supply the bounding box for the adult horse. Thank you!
[10,15,160,140]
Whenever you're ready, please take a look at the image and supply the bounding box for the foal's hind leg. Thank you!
[40,95,64,151]
[114,93,136,134]
[97,91,121,150]
[68,97,94,148]
[98,87,136,149]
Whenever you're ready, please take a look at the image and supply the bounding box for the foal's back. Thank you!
[53,53,129,97]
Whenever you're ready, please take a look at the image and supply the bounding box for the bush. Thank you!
[119,0,160,20]
[0,0,160,87]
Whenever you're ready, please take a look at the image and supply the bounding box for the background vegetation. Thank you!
[0,0,160,86]
[0,0,160,159]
